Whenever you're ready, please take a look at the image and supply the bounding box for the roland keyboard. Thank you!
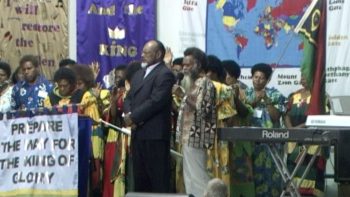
[218,127,341,145]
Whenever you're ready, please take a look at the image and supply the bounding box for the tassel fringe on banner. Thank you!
[0,107,184,159]
[0,104,82,120]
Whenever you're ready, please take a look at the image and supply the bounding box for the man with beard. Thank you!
[175,47,217,197]
[11,55,53,110]
[123,40,175,193]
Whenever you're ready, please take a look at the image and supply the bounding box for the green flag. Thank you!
[295,0,322,88]
[295,0,326,115]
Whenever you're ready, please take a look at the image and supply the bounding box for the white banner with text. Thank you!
[157,0,207,59]
[326,1,350,96]
[0,113,78,197]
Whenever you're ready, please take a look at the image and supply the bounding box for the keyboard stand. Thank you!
[266,143,322,197]
[217,127,339,196]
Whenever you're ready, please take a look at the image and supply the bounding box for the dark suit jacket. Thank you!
[124,62,175,140]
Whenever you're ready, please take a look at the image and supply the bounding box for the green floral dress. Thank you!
[225,85,256,197]
[245,87,286,197]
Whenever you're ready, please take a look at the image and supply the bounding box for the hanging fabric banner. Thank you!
[77,0,156,88]
[206,0,313,96]
[0,0,69,80]
[157,0,207,58]
[0,113,79,197]
[326,1,350,96]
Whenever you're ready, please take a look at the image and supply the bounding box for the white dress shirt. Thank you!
[144,62,160,78]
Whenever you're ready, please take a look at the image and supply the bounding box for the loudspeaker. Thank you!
[335,130,350,182]
[125,193,191,197]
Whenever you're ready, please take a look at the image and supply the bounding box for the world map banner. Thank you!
[0,113,79,197]
[77,0,156,88]
[0,0,68,80]
[326,1,350,96]
[206,0,313,96]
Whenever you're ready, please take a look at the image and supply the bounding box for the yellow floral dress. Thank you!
[207,81,236,195]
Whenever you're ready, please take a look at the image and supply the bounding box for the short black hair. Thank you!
[251,63,273,80]
[125,61,142,82]
[0,61,11,78]
[20,55,39,67]
[59,58,76,67]
[206,55,225,81]
[54,67,77,85]
[222,60,241,79]
[12,66,21,84]
[183,47,207,69]
[173,57,183,66]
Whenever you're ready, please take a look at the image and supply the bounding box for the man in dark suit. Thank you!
[124,40,176,193]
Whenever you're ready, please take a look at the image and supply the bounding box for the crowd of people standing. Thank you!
[0,39,327,197]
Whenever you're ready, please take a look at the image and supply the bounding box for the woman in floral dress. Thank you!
[285,75,327,197]
[245,63,286,197]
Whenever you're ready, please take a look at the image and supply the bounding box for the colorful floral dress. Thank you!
[228,86,255,197]
[207,81,236,196]
[286,90,327,196]
[44,88,104,195]
[0,85,13,113]
[11,75,53,110]
[80,90,106,195]
[245,87,286,197]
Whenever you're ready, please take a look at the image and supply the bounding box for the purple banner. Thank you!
[77,0,156,87]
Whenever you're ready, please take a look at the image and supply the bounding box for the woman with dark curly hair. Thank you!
[245,63,286,197]
[222,59,255,197]
[70,64,106,196]
[0,61,12,113]
[43,67,84,107]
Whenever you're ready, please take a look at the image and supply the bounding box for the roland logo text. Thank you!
[262,129,289,139]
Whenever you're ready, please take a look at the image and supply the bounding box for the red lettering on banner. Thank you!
[16,38,34,47]
[22,23,60,32]
[15,4,38,15]
[37,56,55,67]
